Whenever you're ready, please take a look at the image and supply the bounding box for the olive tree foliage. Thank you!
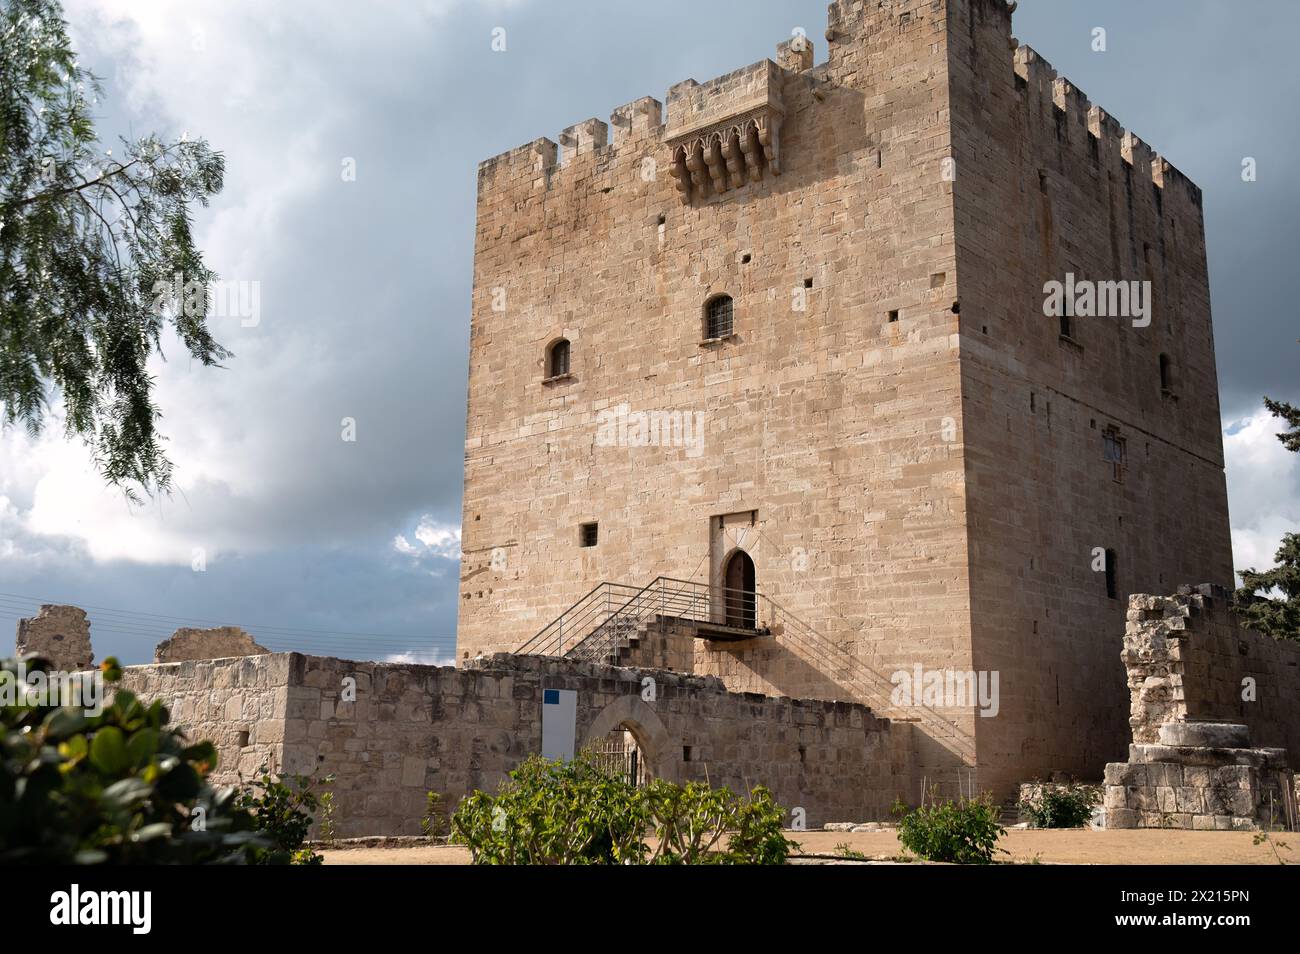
[0,0,228,498]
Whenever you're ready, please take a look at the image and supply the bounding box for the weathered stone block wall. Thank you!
[118,651,901,837]
[1104,744,1294,832]
[610,618,697,672]
[288,652,899,836]
[119,655,291,787]
[1123,586,1300,764]
[458,0,1234,802]
[946,0,1233,796]
[461,0,975,795]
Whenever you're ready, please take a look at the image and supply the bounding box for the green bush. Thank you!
[450,753,797,865]
[235,768,333,864]
[420,790,449,837]
[0,655,268,864]
[451,753,646,864]
[897,792,1006,864]
[1019,782,1099,829]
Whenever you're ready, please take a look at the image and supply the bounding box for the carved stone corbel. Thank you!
[663,59,785,204]
[756,114,780,176]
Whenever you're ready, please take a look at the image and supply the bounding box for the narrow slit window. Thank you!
[1103,429,1126,482]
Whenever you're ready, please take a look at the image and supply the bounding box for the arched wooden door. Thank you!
[723,549,756,629]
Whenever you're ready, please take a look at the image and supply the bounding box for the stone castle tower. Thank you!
[457,0,1233,798]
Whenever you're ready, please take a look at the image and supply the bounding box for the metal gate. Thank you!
[589,727,647,787]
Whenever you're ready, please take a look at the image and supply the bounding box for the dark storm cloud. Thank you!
[2,1,1294,664]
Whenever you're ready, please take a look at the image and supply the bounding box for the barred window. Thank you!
[547,338,570,378]
[705,295,733,339]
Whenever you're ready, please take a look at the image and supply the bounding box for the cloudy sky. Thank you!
[1,0,1296,664]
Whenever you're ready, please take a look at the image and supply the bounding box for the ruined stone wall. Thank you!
[1102,591,1298,832]
[945,0,1234,795]
[154,626,269,663]
[15,604,93,671]
[1123,586,1300,764]
[460,0,975,793]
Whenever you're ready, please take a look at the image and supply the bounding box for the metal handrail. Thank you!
[516,576,763,662]
[512,575,977,760]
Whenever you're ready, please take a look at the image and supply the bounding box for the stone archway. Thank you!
[722,548,756,629]
[582,695,679,784]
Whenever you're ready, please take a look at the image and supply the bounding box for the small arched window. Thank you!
[705,295,733,340]
[1159,353,1173,392]
[547,338,570,378]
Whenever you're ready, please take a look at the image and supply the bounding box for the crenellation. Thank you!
[1012,42,1055,87]
[558,117,609,166]
[1120,130,1156,179]
[476,137,556,198]
[775,35,814,74]
[1051,76,1092,141]
[609,96,663,145]
[1086,104,1123,143]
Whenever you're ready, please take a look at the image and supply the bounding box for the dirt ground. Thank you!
[321,828,1289,865]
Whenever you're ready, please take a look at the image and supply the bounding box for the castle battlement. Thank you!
[474,52,794,201]
[1012,40,1202,210]
[476,1,1201,214]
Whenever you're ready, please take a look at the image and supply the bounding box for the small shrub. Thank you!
[897,791,1005,864]
[716,785,796,865]
[1018,782,1099,829]
[420,790,449,838]
[450,754,797,865]
[317,790,337,845]
[451,753,646,864]
[643,779,796,864]
[235,768,332,864]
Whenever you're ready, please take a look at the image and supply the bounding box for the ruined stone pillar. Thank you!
[15,604,94,671]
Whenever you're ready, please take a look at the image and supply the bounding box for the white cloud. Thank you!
[1224,409,1300,575]
[393,516,461,562]
[384,649,456,666]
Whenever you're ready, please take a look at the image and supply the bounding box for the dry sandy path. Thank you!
[321,829,1288,865]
